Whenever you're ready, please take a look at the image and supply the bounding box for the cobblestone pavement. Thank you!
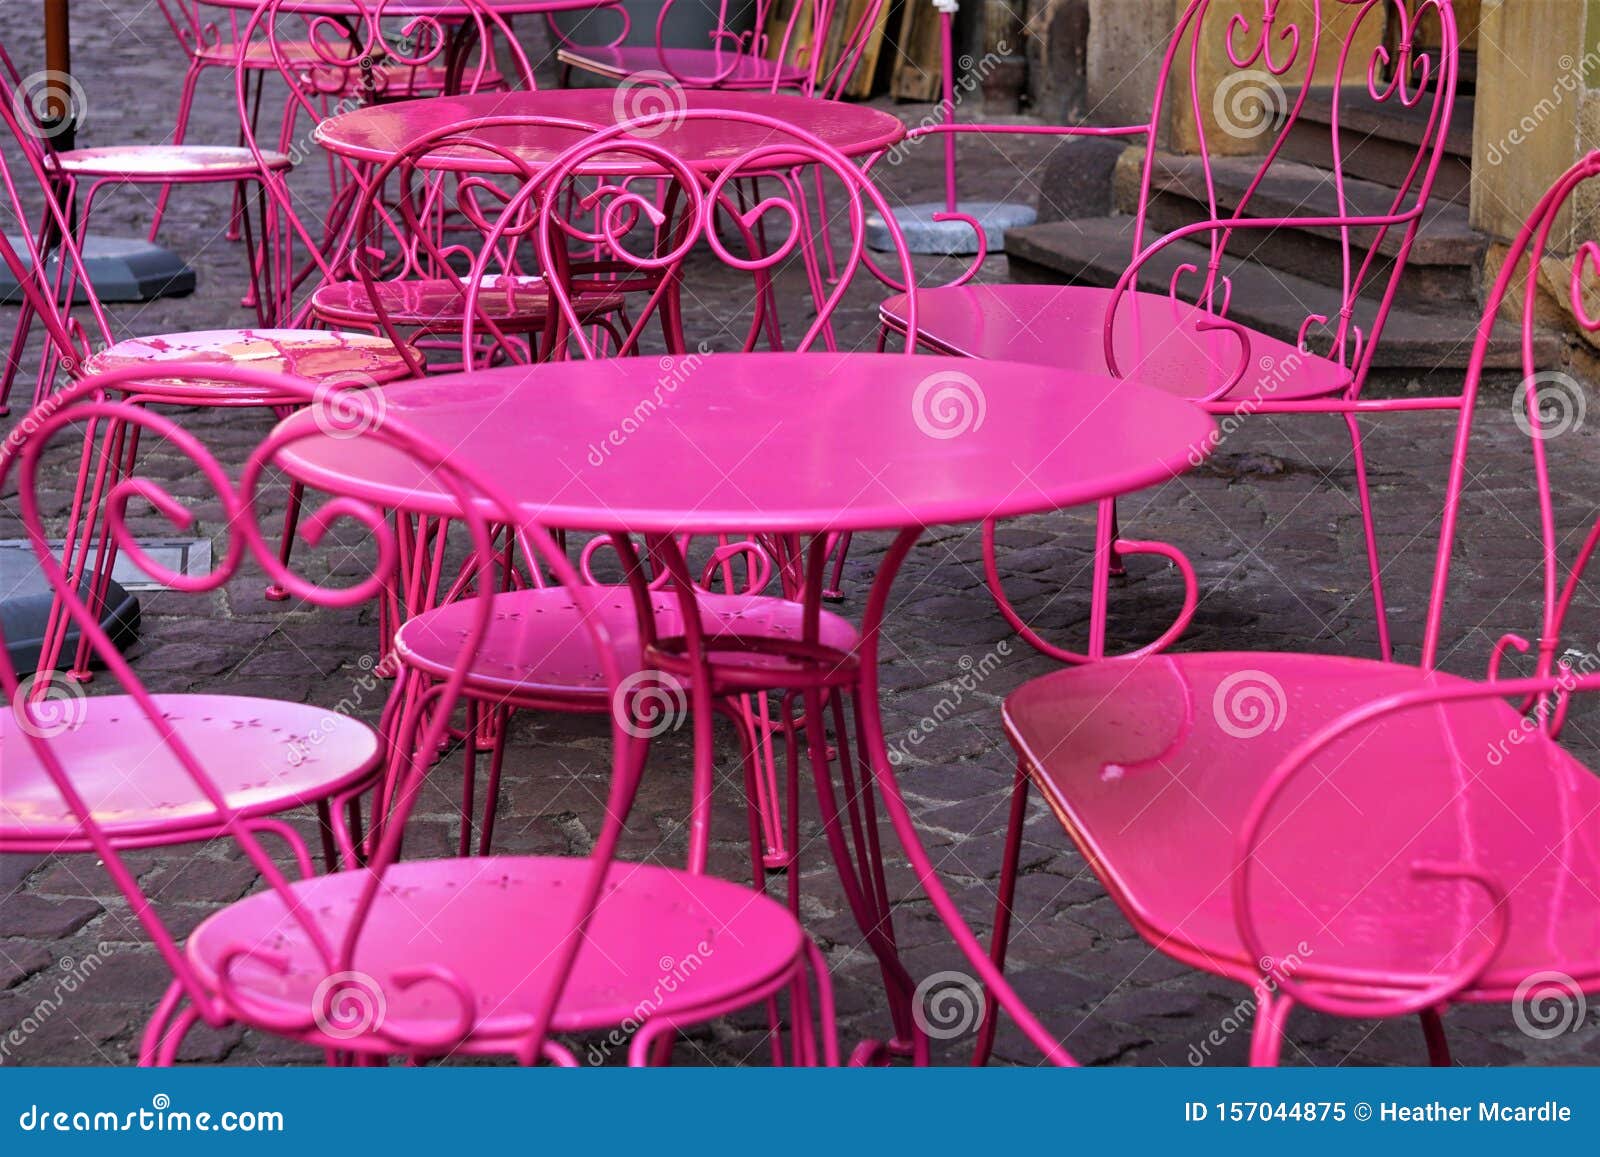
[4,6,1600,1068]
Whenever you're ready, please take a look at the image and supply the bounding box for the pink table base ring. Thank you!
[271,351,1216,1064]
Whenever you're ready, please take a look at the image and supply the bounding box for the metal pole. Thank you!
[43,0,76,150]
[937,4,957,214]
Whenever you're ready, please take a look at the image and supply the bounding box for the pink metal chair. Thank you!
[978,150,1600,1066]
[2,362,837,1066]
[879,0,1460,664]
[149,0,314,243]
[234,0,536,329]
[0,42,299,413]
[553,0,882,98]
[0,94,419,676]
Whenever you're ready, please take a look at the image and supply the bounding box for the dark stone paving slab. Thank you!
[3,6,1600,1068]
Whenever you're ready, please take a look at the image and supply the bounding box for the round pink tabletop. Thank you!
[272,353,1215,534]
[313,89,906,173]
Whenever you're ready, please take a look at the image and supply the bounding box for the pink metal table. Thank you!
[271,351,1216,1063]
[312,89,905,173]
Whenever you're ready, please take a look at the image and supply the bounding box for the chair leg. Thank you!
[971,761,1030,1066]
[727,694,789,871]
[265,480,305,602]
[1344,412,1393,660]
[0,277,39,414]
[1248,987,1293,1066]
[823,531,851,601]
[457,700,479,857]
[476,705,511,856]
[149,60,206,241]
[58,415,140,681]
[139,981,200,1067]
[1419,1005,1452,1066]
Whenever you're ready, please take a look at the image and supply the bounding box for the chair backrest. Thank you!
[1106,0,1458,392]
[0,47,117,406]
[459,107,919,361]
[0,363,645,1062]
[154,0,240,57]
[235,0,537,323]
[1421,149,1600,687]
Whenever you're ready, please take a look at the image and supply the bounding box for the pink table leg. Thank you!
[637,528,1074,1065]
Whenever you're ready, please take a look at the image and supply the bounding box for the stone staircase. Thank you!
[1005,89,1555,389]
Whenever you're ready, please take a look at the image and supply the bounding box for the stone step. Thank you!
[1280,86,1473,206]
[1002,214,1552,382]
[1139,152,1485,306]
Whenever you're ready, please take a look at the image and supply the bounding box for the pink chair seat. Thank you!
[186,856,805,1046]
[51,145,292,178]
[394,585,859,699]
[82,329,420,402]
[0,694,380,851]
[310,275,623,331]
[556,44,808,89]
[195,38,326,67]
[1003,651,1600,1002]
[880,285,1351,405]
